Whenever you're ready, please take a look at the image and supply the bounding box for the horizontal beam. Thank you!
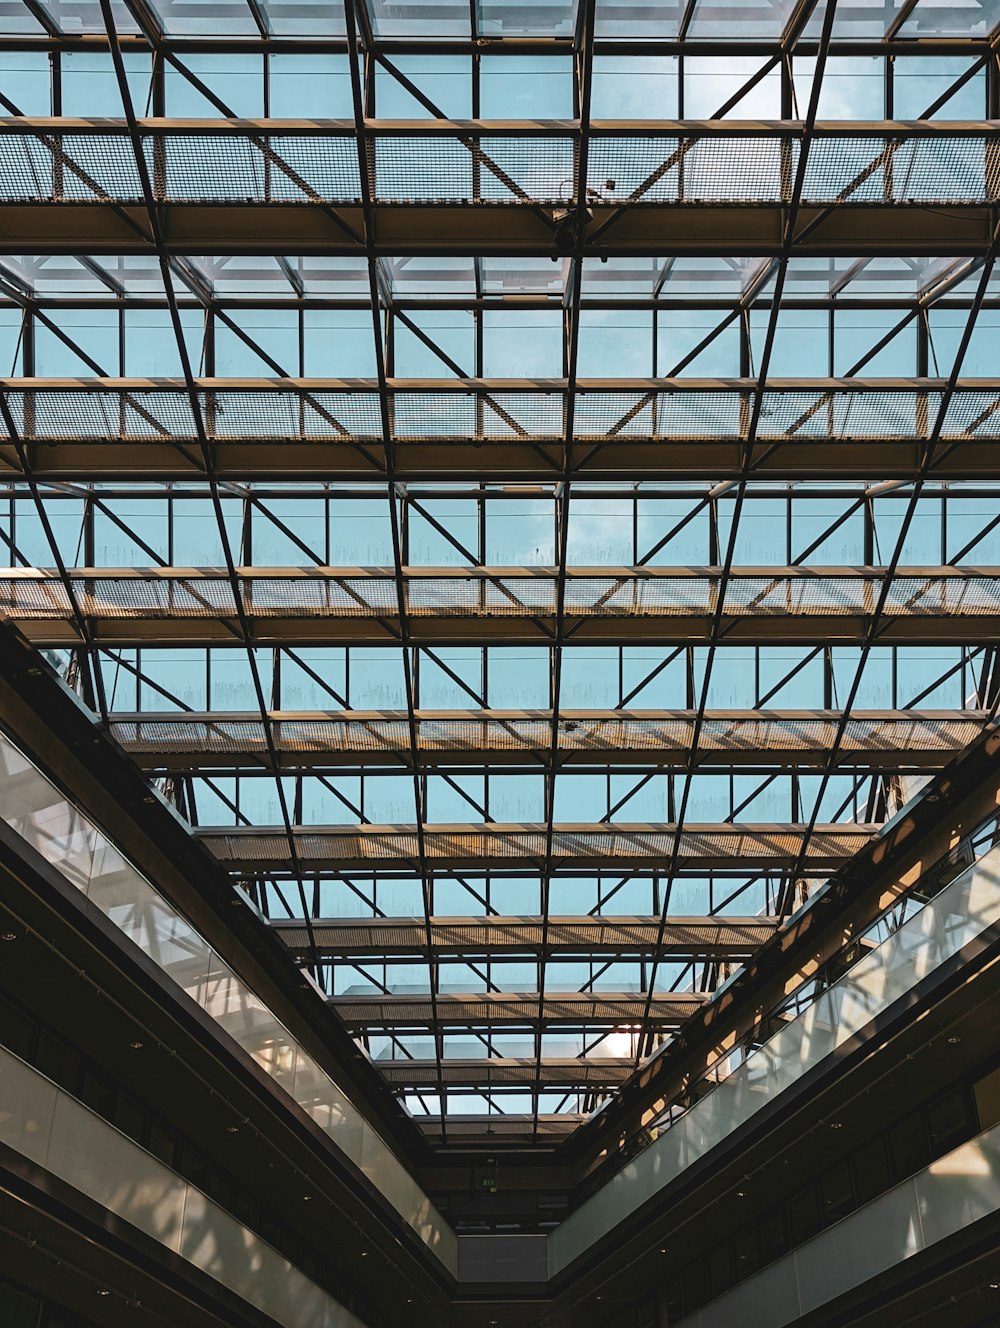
[1,121,996,258]
[13,439,1000,482]
[3,377,998,443]
[271,915,779,956]
[0,121,995,214]
[200,823,876,870]
[4,378,1000,481]
[376,1059,636,1087]
[110,709,987,772]
[5,565,999,646]
[0,36,993,55]
[416,1116,580,1138]
[329,990,706,1029]
[3,202,992,258]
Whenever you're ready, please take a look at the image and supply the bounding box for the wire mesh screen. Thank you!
[0,126,997,207]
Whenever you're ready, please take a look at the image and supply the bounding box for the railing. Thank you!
[0,727,458,1274]
[553,820,1000,1271]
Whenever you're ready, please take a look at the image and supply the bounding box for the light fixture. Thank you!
[947,1035,962,1045]
[97,1289,111,1297]
[128,1040,144,1050]
[226,1124,240,1134]
[830,1121,843,1130]
[0,931,17,942]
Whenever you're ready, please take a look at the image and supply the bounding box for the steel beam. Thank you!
[271,915,779,956]
[329,989,706,1028]
[198,822,876,871]
[3,565,998,646]
[376,1058,637,1087]
[108,708,987,772]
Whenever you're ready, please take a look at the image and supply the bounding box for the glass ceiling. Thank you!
[1,0,1000,1157]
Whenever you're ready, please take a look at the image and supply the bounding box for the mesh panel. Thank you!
[588,135,795,204]
[151,135,361,203]
[206,391,384,440]
[573,391,744,440]
[589,132,1000,206]
[6,384,1000,445]
[802,135,1000,204]
[942,390,1000,438]
[5,389,197,442]
[0,133,142,202]
[1,127,997,207]
[392,392,566,440]
[370,135,575,204]
[5,571,1000,622]
[756,390,943,440]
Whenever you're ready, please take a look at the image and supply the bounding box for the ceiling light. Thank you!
[128,1039,144,1050]
[0,931,17,942]
[947,1035,962,1045]
[226,1124,240,1134]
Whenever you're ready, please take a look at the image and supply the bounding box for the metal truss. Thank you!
[4,564,1000,646]
[269,915,777,956]
[108,708,984,771]
[3,0,1000,1140]
[197,822,876,869]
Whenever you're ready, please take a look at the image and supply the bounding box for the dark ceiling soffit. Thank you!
[0,819,456,1306]
[0,1137,296,1328]
[0,620,429,1166]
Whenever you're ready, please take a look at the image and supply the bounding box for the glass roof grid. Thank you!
[30,0,140,33]
[1,0,998,1147]
[593,0,685,38]
[479,257,569,297]
[477,0,579,37]
[185,254,300,298]
[146,0,263,36]
[0,0,45,31]
[386,256,479,298]
[896,0,1000,38]
[363,0,473,38]
[255,0,347,34]
[684,0,802,41]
